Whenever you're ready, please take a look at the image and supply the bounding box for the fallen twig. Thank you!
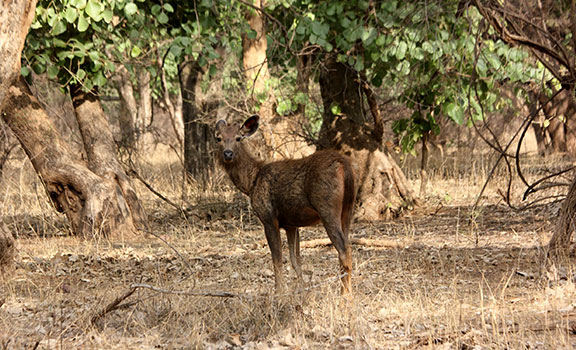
[300,237,403,249]
[130,283,239,298]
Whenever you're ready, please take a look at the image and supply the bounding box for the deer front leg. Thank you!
[262,220,285,293]
[286,226,303,287]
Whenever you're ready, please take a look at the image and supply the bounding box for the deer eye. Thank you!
[215,137,222,142]
[236,136,242,142]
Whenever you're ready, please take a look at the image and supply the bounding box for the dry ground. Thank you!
[1,152,575,349]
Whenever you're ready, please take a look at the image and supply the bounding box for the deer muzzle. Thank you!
[223,150,234,162]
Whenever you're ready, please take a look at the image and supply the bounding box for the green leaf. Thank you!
[93,71,107,86]
[361,27,377,45]
[157,12,169,24]
[51,20,67,36]
[163,3,174,12]
[443,102,464,125]
[20,66,31,77]
[76,68,86,81]
[330,104,342,116]
[131,45,142,57]
[77,14,89,32]
[396,41,407,60]
[85,0,103,21]
[47,65,59,79]
[32,62,45,75]
[124,3,138,16]
[65,7,78,23]
[71,0,87,9]
[354,57,364,71]
[102,9,113,23]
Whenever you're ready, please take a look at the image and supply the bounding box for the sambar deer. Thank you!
[214,115,356,294]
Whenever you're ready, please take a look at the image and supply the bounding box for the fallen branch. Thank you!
[130,283,239,298]
[301,237,403,249]
[90,287,137,324]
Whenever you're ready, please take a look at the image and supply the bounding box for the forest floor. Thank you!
[1,152,575,349]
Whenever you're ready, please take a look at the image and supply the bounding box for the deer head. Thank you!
[215,115,260,163]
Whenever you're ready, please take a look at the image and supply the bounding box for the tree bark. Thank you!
[549,174,576,258]
[318,57,417,220]
[2,77,137,237]
[136,68,152,138]
[242,0,313,159]
[156,46,184,149]
[0,222,15,273]
[115,68,138,149]
[0,0,37,110]
[179,59,214,187]
[70,85,147,230]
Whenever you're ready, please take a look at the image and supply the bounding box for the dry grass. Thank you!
[1,149,575,349]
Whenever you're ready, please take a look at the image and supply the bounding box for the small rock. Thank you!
[260,269,274,277]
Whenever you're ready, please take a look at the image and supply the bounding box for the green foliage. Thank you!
[24,0,232,94]
[268,0,550,153]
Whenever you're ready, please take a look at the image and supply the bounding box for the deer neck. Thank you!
[223,144,262,195]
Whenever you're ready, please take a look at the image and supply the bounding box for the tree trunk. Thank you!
[115,68,138,149]
[2,77,137,237]
[136,68,152,139]
[70,85,147,230]
[156,46,184,149]
[242,0,312,159]
[549,173,576,258]
[318,57,417,220]
[419,132,430,198]
[0,0,37,110]
[242,0,270,96]
[0,222,15,273]
[179,59,214,187]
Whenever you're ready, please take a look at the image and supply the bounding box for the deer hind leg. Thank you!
[319,216,352,294]
[286,226,303,287]
[262,219,285,293]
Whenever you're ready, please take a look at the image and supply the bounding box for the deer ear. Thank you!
[240,115,259,137]
[215,119,227,130]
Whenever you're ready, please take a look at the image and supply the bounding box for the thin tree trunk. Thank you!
[242,0,312,159]
[0,222,15,273]
[156,46,184,149]
[136,69,152,139]
[115,67,137,149]
[2,77,136,237]
[70,85,147,230]
[0,0,37,110]
[318,57,417,220]
[419,132,429,198]
[179,59,214,187]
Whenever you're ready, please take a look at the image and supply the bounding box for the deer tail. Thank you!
[341,159,356,237]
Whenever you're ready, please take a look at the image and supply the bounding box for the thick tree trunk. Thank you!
[318,57,417,220]
[179,59,214,187]
[2,77,137,237]
[70,85,147,230]
[549,173,576,258]
[0,0,37,110]
[539,89,576,154]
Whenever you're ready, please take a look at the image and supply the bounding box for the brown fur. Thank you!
[215,116,356,293]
